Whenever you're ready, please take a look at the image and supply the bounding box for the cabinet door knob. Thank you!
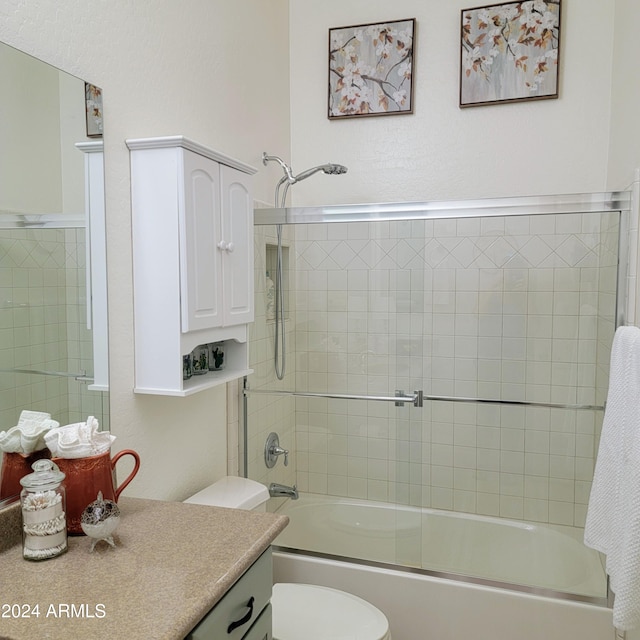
[226,242,235,253]
[217,241,227,251]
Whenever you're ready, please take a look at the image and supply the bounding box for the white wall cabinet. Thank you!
[127,136,256,396]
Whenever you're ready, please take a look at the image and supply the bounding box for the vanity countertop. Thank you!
[0,497,288,640]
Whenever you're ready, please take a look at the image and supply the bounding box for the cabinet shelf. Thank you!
[134,335,253,396]
[136,368,254,397]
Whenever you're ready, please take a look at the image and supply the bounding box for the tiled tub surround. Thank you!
[253,211,620,529]
[0,226,108,430]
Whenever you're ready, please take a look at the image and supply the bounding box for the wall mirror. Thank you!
[0,41,109,502]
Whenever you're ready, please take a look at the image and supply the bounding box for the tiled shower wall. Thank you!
[0,227,109,431]
[289,212,620,528]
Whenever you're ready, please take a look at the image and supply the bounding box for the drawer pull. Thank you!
[227,596,254,634]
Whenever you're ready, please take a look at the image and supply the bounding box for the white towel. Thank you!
[585,325,640,631]
[44,416,115,459]
[0,410,59,453]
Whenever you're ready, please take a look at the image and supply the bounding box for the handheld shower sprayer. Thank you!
[293,163,348,182]
[262,152,348,204]
[262,151,348,380]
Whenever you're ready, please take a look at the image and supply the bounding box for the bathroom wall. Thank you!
[288,0,615,207]
[608,0,640,192]
[0,0,291,500]
[608,0,640,333]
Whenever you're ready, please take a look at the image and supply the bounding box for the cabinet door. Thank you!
[187,549,272,640]
[220,165,254,326]
[180,150,223,333]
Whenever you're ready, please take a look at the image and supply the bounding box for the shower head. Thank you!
[292,163,348,183]
[323,163,348,175]
[263,152,348,208]
[262,152,348,184]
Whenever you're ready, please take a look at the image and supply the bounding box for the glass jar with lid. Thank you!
[20,459,68,561]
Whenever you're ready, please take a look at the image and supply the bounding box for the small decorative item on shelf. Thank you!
[20,460,68,561]
[81,491,121,552]
[182,354,192,380]
[208,343,225,371]
[192,345,208,375]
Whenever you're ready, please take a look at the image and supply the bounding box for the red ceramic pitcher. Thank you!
[0,450,51,500]
[52,449,140,535]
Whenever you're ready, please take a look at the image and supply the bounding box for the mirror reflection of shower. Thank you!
[262,153,348,380]
[0,41,110,436]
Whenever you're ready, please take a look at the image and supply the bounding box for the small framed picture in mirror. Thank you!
[85,83,103,137]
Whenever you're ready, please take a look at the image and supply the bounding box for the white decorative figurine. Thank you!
[81,491,121,552]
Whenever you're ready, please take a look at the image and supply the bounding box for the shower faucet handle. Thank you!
[271,445,289,466]
[265,432,289,468]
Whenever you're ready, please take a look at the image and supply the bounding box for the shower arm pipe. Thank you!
[243,388,604,412]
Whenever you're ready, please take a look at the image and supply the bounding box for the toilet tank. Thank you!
[184,476,270,511]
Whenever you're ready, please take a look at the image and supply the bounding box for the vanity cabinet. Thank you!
[127,136,256,396]
[1,498,288,640]
[187,548,273,640]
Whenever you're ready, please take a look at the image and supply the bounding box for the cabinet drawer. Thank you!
[243,603,272,640]
[187,548,272,640]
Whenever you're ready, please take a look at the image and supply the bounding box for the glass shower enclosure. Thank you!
[244,191,631,603]
[0,214,109,432]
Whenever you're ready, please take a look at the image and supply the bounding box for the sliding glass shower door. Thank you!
[0,220,109,432]
[245,192,628,600]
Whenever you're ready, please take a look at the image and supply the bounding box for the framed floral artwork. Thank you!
[460,0,561,108]
[85,82,103,137]
[329,18,415,119]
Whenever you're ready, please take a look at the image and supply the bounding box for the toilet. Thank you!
[184,476,391,640]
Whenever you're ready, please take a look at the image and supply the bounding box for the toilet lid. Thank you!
[271,583,390,640]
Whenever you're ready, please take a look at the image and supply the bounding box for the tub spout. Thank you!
[269,482,299,500]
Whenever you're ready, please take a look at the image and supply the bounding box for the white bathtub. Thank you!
[274,493,605,597]
[273,493,613,640]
